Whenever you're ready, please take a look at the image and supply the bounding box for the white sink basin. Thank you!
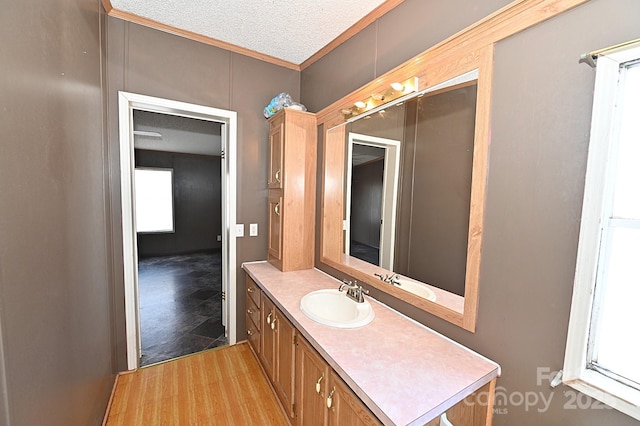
[300,289,375,328]
[396,278,437,302]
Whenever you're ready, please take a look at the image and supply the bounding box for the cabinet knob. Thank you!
[326,387,335,409]
[315,372,325,394]
[274,202,281,216]
[247,329,253,336]
[266,312,272,325]
[271,316,277,330]
[274,169,281,183]
[247,308,254,315]
[247,286,254,293]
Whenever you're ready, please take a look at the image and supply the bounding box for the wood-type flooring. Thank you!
[104,343,288,425]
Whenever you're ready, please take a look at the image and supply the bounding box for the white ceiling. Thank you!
[110,0,388,65]
[133,110,222,156]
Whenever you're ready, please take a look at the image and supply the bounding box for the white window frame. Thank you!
[134,167,175,234]
[563,43,640,421]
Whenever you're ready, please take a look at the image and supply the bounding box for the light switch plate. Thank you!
[236,224,244,237]
[249,223,258,236]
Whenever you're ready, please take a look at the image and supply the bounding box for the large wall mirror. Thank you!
[319,45,493,331]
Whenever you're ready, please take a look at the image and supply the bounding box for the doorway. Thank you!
[345,133,400,270]
[134,110,225,365]
[118,92,237,370]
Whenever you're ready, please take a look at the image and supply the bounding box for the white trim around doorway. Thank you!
[345,133,401,271]
[118,91,237,370]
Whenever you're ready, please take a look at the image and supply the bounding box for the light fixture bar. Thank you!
[133,130,162,138]
[342,76,419,120]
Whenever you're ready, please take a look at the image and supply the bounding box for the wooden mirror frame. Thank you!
[319,46,492,332]
[316,0,588,332]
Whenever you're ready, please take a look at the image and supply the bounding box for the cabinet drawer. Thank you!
[246,276,261,307]
[246,295,260,331]
[246,314,261,354]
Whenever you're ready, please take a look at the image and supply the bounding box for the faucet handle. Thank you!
[354,284,368,303]
[339,279,355,292]
[389,274,401,286]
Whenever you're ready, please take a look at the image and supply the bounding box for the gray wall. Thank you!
[106,17,300,371]
[0,0,114,425]
[135,150,221,257]
[398,86,476,297]
[306,0,640,425]
[301,0,514,112]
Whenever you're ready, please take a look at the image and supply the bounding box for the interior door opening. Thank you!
[345,133,400,270]
[133,110,226,366]
[118,92,237,370]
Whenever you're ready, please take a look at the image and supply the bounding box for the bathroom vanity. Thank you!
[243,261,500,425]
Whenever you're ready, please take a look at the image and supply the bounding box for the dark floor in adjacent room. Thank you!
[350,240,380,265]
[137,250,227,366]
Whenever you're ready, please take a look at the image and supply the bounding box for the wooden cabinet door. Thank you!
[260,297,296,420]
[266,109,316,272]
[260,296,276,381]
[268,191,283,262]
[424,380,495,426]
[274,310,296,419]
[296,337,330,426]
[327,372,380,426]
[268,116,284,189]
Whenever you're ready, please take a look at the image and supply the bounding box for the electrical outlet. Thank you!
[249,223,258,237]
[236,224,244,237]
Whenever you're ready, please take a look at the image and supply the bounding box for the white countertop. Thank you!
[243,261,500,425]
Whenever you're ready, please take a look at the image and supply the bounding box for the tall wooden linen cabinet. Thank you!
[267,108,317,271]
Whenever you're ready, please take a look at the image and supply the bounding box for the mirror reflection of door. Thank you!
[343,72,478,298]
[346,134,400,270]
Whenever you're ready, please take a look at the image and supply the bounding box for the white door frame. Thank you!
[118,91,237,370]
[345,133,400,270]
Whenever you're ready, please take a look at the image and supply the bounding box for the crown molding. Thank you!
[101,0,404,71]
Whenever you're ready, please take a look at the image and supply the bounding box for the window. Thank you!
[134,168,174,233]
[564,43,640,420]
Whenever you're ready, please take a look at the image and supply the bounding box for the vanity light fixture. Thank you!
[133,130,162,138]
[342,76,419,119]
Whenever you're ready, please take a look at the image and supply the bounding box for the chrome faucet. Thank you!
[374,273,402,286]
[339,280,369,303]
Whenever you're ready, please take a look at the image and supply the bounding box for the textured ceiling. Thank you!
[110,0,388,65]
